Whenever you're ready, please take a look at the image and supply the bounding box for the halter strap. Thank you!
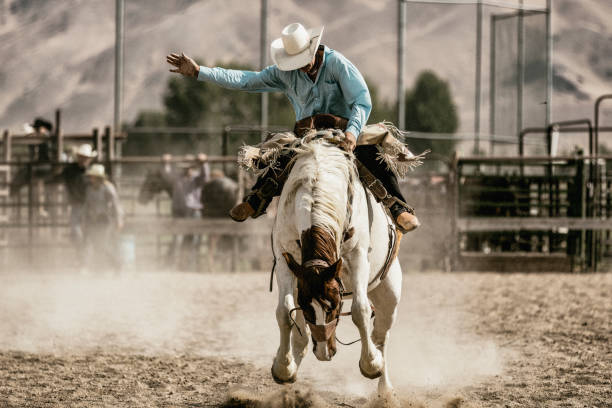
[302,259,330,269]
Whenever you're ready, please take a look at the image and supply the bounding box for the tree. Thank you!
[404,70,459,158]
[364,76,396,125]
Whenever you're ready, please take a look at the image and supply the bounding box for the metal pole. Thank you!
[260,0,269,131]
[474,0,482,154]
[397,0,406,130]
[517,0,524,140]
[114,0,124,134]
[545,0,553,126]
[114,0,124,178]
[489,15,496,155]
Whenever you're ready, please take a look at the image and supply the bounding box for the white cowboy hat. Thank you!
[76,143,97,158]
[22,123,35,135]
[270,23,324,71]
[85,164,106,179]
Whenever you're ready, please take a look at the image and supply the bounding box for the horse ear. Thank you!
[282,252,302,279]
[322,259,342,281]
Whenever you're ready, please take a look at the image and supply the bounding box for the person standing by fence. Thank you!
[47,143,97,265]
[167,154,210,271]
[82,164,124,273]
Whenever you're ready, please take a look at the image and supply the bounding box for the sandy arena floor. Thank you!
[0,270,609,407]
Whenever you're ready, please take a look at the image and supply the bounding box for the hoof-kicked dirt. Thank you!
[0,271,609,407]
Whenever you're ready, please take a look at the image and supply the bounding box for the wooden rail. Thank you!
[457,217,612,232]
[123,216,273,235]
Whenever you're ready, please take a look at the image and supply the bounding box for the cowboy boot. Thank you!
[229,171,281,222]
[389,202,420,233]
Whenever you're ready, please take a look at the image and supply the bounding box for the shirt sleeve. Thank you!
[197,65,286,93]
[331,54,372,139]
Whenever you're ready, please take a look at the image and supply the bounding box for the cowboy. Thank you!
[167,23,419,233]
[82,164,124,272]
[47,143,97,247]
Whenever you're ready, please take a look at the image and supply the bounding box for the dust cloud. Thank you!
[0,270,503,406]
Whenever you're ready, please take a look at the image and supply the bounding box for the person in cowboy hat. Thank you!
[46,144,98,259]
[83,164,124,272]
[166,22,419,233]
[166,153,210,270]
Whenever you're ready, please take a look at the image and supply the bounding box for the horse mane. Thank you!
[282,134,357,251]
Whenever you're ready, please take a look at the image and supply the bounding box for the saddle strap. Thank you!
[355,159,395,208]
[294,114,349,138]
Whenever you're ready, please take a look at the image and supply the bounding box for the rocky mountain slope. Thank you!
[0,0,610,144]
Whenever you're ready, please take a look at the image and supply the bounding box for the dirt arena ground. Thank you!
[0,270,609,407]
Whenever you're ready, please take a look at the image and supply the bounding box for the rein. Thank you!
[287,299,372,347]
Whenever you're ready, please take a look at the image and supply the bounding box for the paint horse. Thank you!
[271,130,403,394]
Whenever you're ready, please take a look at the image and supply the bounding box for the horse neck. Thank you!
[285,143,355,253]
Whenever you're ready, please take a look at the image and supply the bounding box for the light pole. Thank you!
[397,0,406,130]
[260,0,269,130]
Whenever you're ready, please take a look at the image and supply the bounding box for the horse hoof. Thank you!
[271,366,297,384]
[359,359,383,379]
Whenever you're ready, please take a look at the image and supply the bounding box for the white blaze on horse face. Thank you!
[311,299,331,361]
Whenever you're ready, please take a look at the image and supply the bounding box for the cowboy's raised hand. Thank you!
[166,52,199,77]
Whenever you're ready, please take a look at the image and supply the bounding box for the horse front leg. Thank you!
[290,308,310,367]
[349,248,384,379]
[369,259,402,395]
[271,264,299,384]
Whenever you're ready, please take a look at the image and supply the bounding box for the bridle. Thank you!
[288,262,352,343]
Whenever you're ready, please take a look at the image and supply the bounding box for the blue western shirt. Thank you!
[197,46,372,138]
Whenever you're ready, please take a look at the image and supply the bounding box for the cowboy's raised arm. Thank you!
[166,52,285,92]
[197,65,286,93]
[330,52,372,140]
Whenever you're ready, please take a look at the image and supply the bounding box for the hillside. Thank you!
[0,0,611,144]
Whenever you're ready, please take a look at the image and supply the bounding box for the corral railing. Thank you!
[0,155,274,271]
[451,154,612,272]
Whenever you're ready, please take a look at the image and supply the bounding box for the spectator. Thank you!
[24,117,53,163]
[201,169,238,218]
[167,153,210,270]
[82,164,124,273]
[200,169,239,271]
[47,144,97,250]
[22,118,54,217]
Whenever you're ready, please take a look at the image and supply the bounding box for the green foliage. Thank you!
[404,70,459,158]
[365,76,396,125]
[133,110,167,127]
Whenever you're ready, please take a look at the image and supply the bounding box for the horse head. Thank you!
[282,226,344,361]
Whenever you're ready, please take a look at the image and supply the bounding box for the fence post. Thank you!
[3,130,11,162]
[54,109,63,162]
[0,131,10,251]
[104,126,113,180]
[222,126,229,175]
[27,162,34,264]
[449,151,459,271]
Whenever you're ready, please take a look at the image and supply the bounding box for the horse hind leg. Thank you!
[369,259,402,395]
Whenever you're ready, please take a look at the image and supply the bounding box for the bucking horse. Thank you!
[262,129,409,394]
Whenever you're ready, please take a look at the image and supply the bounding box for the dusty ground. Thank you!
[0,271,609,407]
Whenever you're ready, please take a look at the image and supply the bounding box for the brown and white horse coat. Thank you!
[271,135,403,393]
